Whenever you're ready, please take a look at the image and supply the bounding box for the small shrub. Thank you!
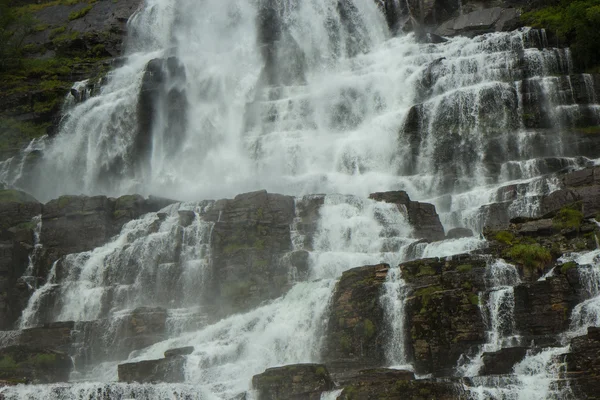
[494,231,514,245]
[506,244,552,272]
[554,207,584,230]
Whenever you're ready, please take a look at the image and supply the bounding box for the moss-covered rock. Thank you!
[0,345,72,384]
[323,264,390,374]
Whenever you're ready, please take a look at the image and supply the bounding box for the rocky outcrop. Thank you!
[0,345,72,384]
[436,7,521,37]
[0,0,142,159]
[323,264,390,375]
[402,255,487,376]
[205,190,297,315]
[541,166,600,219]
[252,364,335,400]
[370,191,445,241]
[118,356,186,384]
[337,368,457,400]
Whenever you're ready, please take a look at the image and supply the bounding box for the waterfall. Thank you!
[2,0,600,398]
[458,259,521,377]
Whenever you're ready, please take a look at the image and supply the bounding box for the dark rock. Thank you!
[446,227,474,239]
[0,345,72,384]
[517,219,555,236]
[337,368,457,400]
[480,347,528,376]
[323,264,389,375]
[479,201,512,230]
[513,274,580,342]
[436,7,521,37]
[207,190,296,315]
[370,191,445,241]
[401,256,488,375]
[566,327,600,399]
[18,321,75,352]
[118,356,185,383]
[252,364,335,400]
[164,346,194,358]
[178,210,195,227]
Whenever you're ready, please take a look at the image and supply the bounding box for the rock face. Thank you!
[118,356,186,384]
[252,364,335,400]
[0,193,173,330]
[566,327,600,399]
[205,190,297,315]
[323,264,390,374]
[0,0,143,159]
[401,255,487,376]
[370,191,445,241]
[0,345,72,384]
[0,191,42,330]
[436,7,521,37]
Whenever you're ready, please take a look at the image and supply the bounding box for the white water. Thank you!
[2,0,600,398]
[381,266,411,369]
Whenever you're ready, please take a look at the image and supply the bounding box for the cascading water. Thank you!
[458,259,521,377]
[2,0,600,398]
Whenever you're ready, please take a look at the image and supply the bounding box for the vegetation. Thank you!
[506,244,552,272]
[494,231,515,245]
[522,0,600,70]
[553,207,584,230]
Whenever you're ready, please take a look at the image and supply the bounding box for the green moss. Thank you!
[0,189,37,203]
[457,264,473,273]
[416,264,436,277]
[57,195,74,209]
[68,5,92,20]
[554,207,584,230]
[31,353,56,365]
[560,261,578,274]
[494,231,515,245]
[315,366,327,377]
[49,26,66,39]
[461,281,472,290]
[577,126,600,135]
[339,333,352,352]
[468,293,479,306]
[0,356,17,370]
[506,244,552,272]
[522,1,600,70]
[363,319,375,339]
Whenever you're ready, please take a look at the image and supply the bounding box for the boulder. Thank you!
[480,347,528,376]
[0,346,72,384]
[323,264,390,374]
[164,346,194,358]
[118,356,186,383]
[252,364,335,400]
[436,7,521,37]
[446,227,474,240]
[370,191,445,241]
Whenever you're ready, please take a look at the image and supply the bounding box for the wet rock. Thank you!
[446,227,474,239]
[207,190,296,315]
[0,345,72,384]
[513,274,581,342]
[337,368,457,400]
[480,347,528,376]
[436,7,521,37]
[566,327,600,399]
[252,364,335,400]
[401,256,488,375]
[370,191,445,241]
[118,356,186,383]
[17,322,75,352]
[178,210,196,227]
[164,346,194,358]
[323,264,390,375]
[517,219,554,236]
